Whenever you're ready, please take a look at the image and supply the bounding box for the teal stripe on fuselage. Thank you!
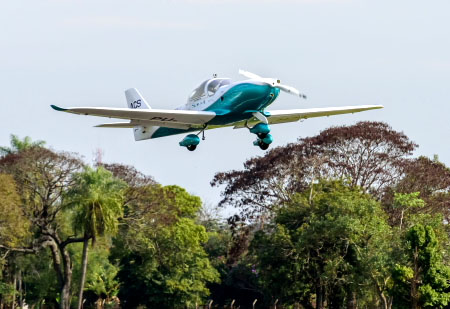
[151,83,280,139]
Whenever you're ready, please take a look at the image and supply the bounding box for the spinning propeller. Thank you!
[238,69,307,99]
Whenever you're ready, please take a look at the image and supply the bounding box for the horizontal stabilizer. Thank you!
[94,121,192,130]
[95,122,135,128]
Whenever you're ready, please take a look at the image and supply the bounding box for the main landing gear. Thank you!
[179,126,207,151]
[249,123,273,150]
[179,134,200,151]
[179,122,274,152]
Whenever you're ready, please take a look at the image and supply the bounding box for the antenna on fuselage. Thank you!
[213,73,217,78]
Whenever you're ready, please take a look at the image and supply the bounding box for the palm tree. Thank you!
[66,167,125,309]
[0,134,46,156]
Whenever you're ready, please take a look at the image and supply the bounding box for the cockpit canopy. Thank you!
[188,78,232,102]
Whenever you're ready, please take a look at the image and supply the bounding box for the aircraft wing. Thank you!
[50,105,216,129]
[233,105,383,128]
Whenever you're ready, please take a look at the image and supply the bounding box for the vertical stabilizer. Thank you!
[124,88,156,141]
[125,88,151,109]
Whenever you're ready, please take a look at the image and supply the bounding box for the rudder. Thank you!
[125,88,151,109]
[124,88,156,141]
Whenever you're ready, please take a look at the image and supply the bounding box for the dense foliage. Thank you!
[251,180,392,307]
[110,185,220,308]
[1,122,449,308]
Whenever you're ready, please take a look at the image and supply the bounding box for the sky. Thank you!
[1,0,449,211]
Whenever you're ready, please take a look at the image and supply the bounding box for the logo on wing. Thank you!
[150,116,177,122]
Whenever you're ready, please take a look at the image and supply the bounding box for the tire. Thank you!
[187,145,197,151]
[259,142,269,150]
[257,133,268,139]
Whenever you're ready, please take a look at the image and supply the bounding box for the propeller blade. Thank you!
[277,84,307,99]
[238,69,262,80]
[239,69,307,99]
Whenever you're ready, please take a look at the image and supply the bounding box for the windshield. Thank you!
[206,79,232,96]
[188,80,208,101]
[188,78,232,101]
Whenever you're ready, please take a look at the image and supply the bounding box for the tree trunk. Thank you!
[60,247,73,309]
[316,285,324,309]
[18,270,23,309]
[12,272,17,309]
[399,209,404,230]
[347,291,357,309]
[411,245,419,309]
[61,282,71,309]
[77,237,90,309]
[43,231,86,309]
[46,240,67,309]
[380,293,388,309]
[96,297,103,309]
[51,239,74,309]
[373,277,389,309]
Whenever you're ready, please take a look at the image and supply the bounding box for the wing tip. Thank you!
[372,105,384,110]
[50,105,68,112]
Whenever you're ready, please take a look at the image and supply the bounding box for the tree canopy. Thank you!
[212,121,417,223]
[1,122,450,308]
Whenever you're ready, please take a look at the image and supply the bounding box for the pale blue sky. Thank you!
[1,0,449,207]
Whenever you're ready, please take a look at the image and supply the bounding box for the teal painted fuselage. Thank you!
[152,83,280,138]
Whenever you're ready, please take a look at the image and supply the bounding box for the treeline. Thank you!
[0,122,450,308]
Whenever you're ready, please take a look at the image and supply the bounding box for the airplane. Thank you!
[51,70,383,151]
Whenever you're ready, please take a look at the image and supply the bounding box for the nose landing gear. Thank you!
[253,134,273,150]
[254,139,270,150]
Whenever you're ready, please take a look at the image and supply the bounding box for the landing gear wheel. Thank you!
[259,142,269,150]
[257,133,268,139]
[187,145,197,151]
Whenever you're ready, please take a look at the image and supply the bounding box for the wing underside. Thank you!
[233,105,384,128]
[51,105,216,130]
[51,104,383,132]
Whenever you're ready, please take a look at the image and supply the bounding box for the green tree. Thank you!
[0,174,31,308]
[392,224,450,308]
[19,251,59,308]
[0,134,45,156]
[0,282,15,306]
[0,134,45,297]
[84,248,120,305]
[393,192,425,230]
[66,167,125,309]
[0,147,84,309]
[391,156,450,223]
[0,174,30,248]
[70,241,120,308]
[250,180,392,308]
[111,185,220,308]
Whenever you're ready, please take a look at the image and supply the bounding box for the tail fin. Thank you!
[124,88,156,141]
[125,88,151,109]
